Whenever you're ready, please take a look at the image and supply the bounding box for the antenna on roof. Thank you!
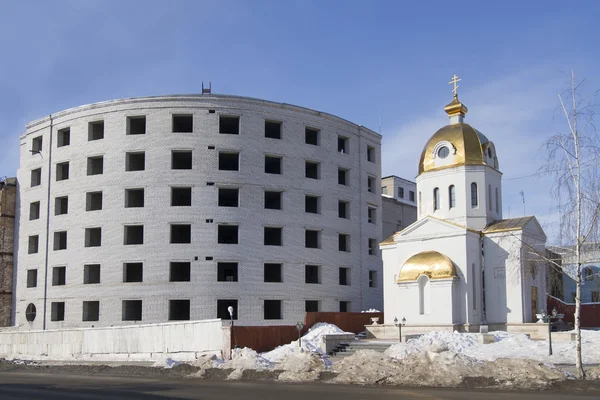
[202,82,212,94]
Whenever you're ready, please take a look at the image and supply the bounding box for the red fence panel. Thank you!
[547,295,600,328]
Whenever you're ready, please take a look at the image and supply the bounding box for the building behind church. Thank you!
[0,177,16,327]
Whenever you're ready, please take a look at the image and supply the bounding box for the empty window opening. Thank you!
[398,187,404,199]
[54,196,68,216]
[171,187,192,206]
[338,200,349,219]
[125,188,145,208]
[449,185,456,208]
[218,225,238,244]
[127,116,146,135]
[126,152,145,171]
[339,301,350,312]
[122,300,142,321]
[264,191,282,210]
[305,300,319,312]
[368,238,377,255]
[54,231,67,251]
[367,145,375,162]
[338,136,349,153]
[488,184,492,211]
[305,195,320,214]
[471,183,478,207]
[305,230,321,249]
[338,168,349,185]
[339,234,350,252]
[27,269,38,288]
[28,236,39,254]
[85,227,102,247]
[56,162,69,181]
[31,168,42,187]
[369,270,377,288]
[83,301,99,321]
[409,191,415,202]
[305,127,319,145]
[123,262,143,282]
[264,300,282,320]
[52,266,66,286]
[217,299,238,320]
[339,267,350,286]
[368,207,377,224]
[84,264,101,284]
[87,156,104,175]
[170,262,191,282]
[171,224,191,244]
[495,187,500,213]
[57,128,70,147]
[217,262,238,282]
[29,201,40,220]
[172,151,193,170]
[86,191,103,211]
[305,265,320,284]
[305,161,320,179]
[219,115,240,134]
[265,156,282,174]
[218,152,239,171]
[367,176,375,193]
[88,121,104,141]
[124,225,144,245]
[218,188,239,207]
[172,114,193,133]
[264,227,282,246]
[264,263,282,282]
[169,300,190,321]
[265,120,282,139]
[51,302,65,321]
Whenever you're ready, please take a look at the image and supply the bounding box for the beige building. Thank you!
[0,177,16,327]
[381,176,417,240]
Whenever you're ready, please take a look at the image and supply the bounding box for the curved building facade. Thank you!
[15,94,382,329]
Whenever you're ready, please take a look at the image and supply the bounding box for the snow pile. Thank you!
[276,351,325,382]
[361,309,381,313]
[385,331,479,359]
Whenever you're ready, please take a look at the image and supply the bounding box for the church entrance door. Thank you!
[531,286,538,321]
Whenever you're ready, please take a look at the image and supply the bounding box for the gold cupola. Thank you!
[397,251,458,282]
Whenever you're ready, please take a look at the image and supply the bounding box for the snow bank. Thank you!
[276,351,325,382]
[361,309,381,313]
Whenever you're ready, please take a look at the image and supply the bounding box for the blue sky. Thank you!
[1,0,599,243]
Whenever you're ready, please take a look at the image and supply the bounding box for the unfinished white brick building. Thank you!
[15,94,382,329]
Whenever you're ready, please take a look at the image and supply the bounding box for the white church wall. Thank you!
[464,233,484,325]
[395,278,457,324]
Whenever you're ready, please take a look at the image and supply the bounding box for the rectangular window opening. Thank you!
[264,300,282,320]
[265,120,282,139]
[217,262,238,282]
[339,267,350,286]
[338,136,349,153]
[218,152,239,171]
[52,266,66,286]
[171,187,192,206]
[126,152,145,171]
[169,299,190,321]
[86,191,103,211]
[264,263,282,283]
[122,300,142,321]
[54,196,68,216]
[368,238,377,255]
[83,301,100,321]
[305,127,319,145]
[172,114,193,133]
[88,121,104,141]
[85,227,102,247]
[339,234,350,252]
[305,265,320,284]
[305,300,319,312]
[305,195,320,214]
[265,156,282,174]
[56,162,69,181]
[57,128,70,147]
[28,235,39,254]
[32,136,43,153]
[368,207,377,224]
[367,146,375,162]
[29,201,40,220]
[26,269,38,288]
[264,191,282,210]
[338,200,349,219]
[339,301,350,312]
[218,188,239,207]
[123,262,143,282]
[51,302,65,321]
[369,270,377,288]
[84,264,101,284]
[305,230,321,249]
[264,227,282,246]
[219,115,240,135]
[170,224,191,244]
[87,156,104,175]
[367,176,375,193]
[305,161,320,179]
[124,225,144,245]
[218,225,238,244]
[53,231,67,251]
[217,299,238,320]
[127,116,146,135]
[172,151,193,170]
[338,168,349,185]
[125,188,145,208]
[31,168,42,187]
[170,262,191,282]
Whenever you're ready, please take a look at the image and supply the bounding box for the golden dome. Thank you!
[397,251,457,282]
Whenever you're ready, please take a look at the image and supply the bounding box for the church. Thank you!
[381,77,548,332]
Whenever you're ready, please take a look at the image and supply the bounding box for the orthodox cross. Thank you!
[449,74,461,97]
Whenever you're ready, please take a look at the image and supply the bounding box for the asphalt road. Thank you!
[0,372,598,400]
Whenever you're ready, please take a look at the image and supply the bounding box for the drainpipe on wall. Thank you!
[42,115,54,330]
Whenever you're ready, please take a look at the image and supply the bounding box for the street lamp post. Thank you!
[542,308,558,356]
[296,322,305,348]
[393,317,406,343]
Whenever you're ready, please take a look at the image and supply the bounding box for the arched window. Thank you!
[488,184,492,211]
[418,275,431,315]
[433,188,440,211]
[585,267,595,281]
[448,185,456,208]
[471,183,478,207]
[495,187,499,213]
[418,191,422,216]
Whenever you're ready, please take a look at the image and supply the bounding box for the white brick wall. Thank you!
[15,95,382,329]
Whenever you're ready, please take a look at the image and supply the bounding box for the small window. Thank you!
[339,301,350,312]
[88,121,104,141]
[367,176,375,193]
[82,301,100,321]
[123,262,143,282]
[264,263,282,283]
[368,238,377,255]
[366,145,375,162]
[305,161,320,179]
[265,156,282,174]
[54,196,68,216]
[305,300,319,312]
[265,120,281,139]
[338,136,349,153]
[218,152,239,171]
[127,116,146,135]
[85,227,102,247]
[584,267,594,282]
[398,187,404,199]
[433,188,440,211]
[84,264,101,284]
[409,191,415,202]
[53,231,67,251]
[87,156,104,175]
[218,188,239,207]
[437,146,449,159]
[26,303,37,322]
[592,291,600,303]
[56,162,69,181]
[338,168,349,186]
[86,191,103,211]
[169,300,190,321]
[124,225,144,245]
[305,230,321,249]
[29,201,40,220]
[170,262,191,282]
[367,207,376,224]
[339,267,350,286]
[264,227,282,246]
[31,168,42,187]
[471,183,478,207]
[219,116,240,134]
[339,233,350,252]
[369,270,377,288]
[172,115,193,133]
[449,185,456,208]
[217,299,238,320]
[122,300,142,321]
[28,235,39,254]
[51,302,65,321]
[171,224,191,244]
[52,266,66,286]
[218,262,238,282]
[338,200,349,219]
[125,188,144,208]
[264,191,282,210]
[218,225,238,244]
[495,187,500,213]
[305,265,320,284]
[305,127,319,145]
[305,195,320,214]
[382,186,388,195]
[126,152,145,171]
[26,269,38,288]
[171,187,192,206]
[172,151,192,170]
[57,128,70,147]
[264,300,282,320]
[488,184,492,211]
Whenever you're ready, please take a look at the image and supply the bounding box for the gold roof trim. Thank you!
[483,216,534,233]
[397,250,457,282]
[444,96,468,116]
